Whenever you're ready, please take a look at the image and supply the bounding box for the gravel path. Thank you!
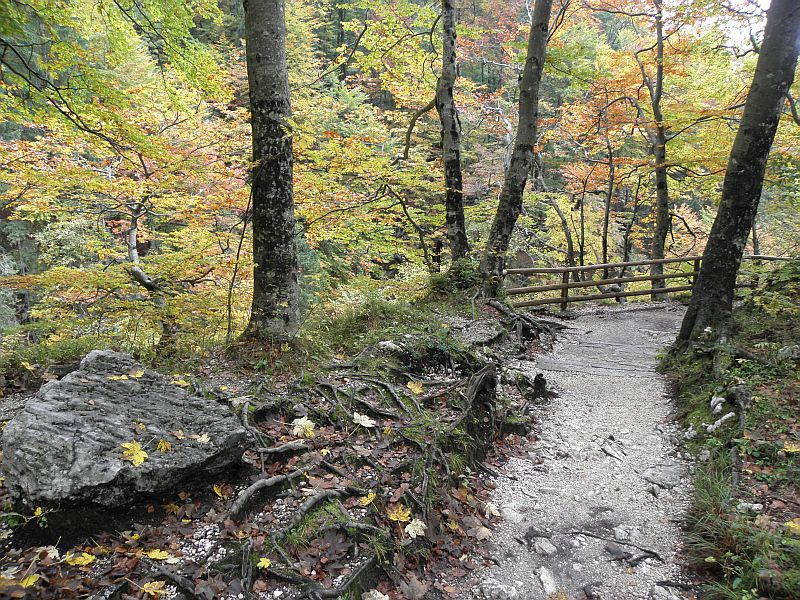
[474,305,692,600]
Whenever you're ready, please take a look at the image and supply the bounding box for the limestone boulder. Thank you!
[1,350,247,508]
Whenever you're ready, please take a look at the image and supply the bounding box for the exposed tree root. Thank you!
[230,469,306,520]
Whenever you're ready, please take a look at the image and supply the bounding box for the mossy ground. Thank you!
[660,261,800,600]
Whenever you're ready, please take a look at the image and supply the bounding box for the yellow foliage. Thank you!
[65,552,95,566]
[257,557,272,569]
[145,549,170,560]
[406,381,423,395]
[141,580,167,597]
[785,518,800,536]
[387,504,411,523]
[121,441,148,467]
[157,439,172,453]
[359,491,376,506]
[20,574,41,588]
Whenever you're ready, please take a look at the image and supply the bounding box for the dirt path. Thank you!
[474,305,692,600]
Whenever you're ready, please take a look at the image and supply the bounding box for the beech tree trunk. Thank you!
[649,125,670,296]
[677,0,800,343]
[243,0,300,341]
[436,0,469,261]
[646,0,670,298]
[480,0,553,295]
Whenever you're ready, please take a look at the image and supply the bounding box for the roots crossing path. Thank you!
[474,305,692,600]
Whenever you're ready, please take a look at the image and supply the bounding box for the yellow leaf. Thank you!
[785,518,800,535]
[134,422,146,432]
[164,503,180,515]
[213,484,225,498]
[108,374,129,381]
[141,580,167,597]
[387,504,411,523]
[20,574,40,588]
[406,381,423,395]
[33,506,43,517]
[121,441,148,467]
[196,433,210,444]
[320,448,330,456]
[257,557,272,568]
[280,343,290,352]
[65,552,95,566]
[157,439,171,453]
[129,369,144,378]
[145,549,170,560]
[20,361,35,372]
[359,491,376,507]
[171,378,190,387]
[783,441,800,453]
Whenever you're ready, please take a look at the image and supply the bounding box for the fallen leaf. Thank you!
[141,580,167,597]
[145,549,170,560]
[353,412,376,428]
[405,518,426,539]
[399,574,429,600]
[121,441,148,467]
[20,574,40,588]
[387,504,411,523]
[291,416,316,439]
[785,518,800,536]
[65,552,95,566]
[406,381,423,395]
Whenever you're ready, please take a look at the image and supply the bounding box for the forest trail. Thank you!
[474,305,692,600]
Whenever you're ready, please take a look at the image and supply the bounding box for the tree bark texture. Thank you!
[243,0,300,341]
[436,0,469,261]
[480,0,553,295]
[677,0,800,342]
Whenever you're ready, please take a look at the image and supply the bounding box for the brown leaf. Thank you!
[399,574,429,600]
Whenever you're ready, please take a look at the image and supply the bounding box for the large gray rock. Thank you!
[1,350,247,508]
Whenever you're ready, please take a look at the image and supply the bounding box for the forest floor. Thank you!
[0,300,702,600]
[472,304,694,600]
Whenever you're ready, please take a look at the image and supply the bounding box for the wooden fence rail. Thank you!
[504,254,794,310]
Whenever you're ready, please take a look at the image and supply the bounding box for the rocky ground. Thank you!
[473,304,694,600]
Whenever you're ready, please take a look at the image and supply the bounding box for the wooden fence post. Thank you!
[693,258,701,287]
[560,270,569,311]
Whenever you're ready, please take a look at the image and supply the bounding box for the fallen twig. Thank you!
[569,530,664,562]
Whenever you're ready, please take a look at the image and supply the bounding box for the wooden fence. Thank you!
[504,255,794,310]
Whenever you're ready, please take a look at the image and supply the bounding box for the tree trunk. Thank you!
[649,125,670,297]
[549,196,576,274]
[436,0,469,261]
[677,0,800,343]
[601,108,615,280]
[480,0,553,295]
[647,0,670,299]
[243,0,300,341]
